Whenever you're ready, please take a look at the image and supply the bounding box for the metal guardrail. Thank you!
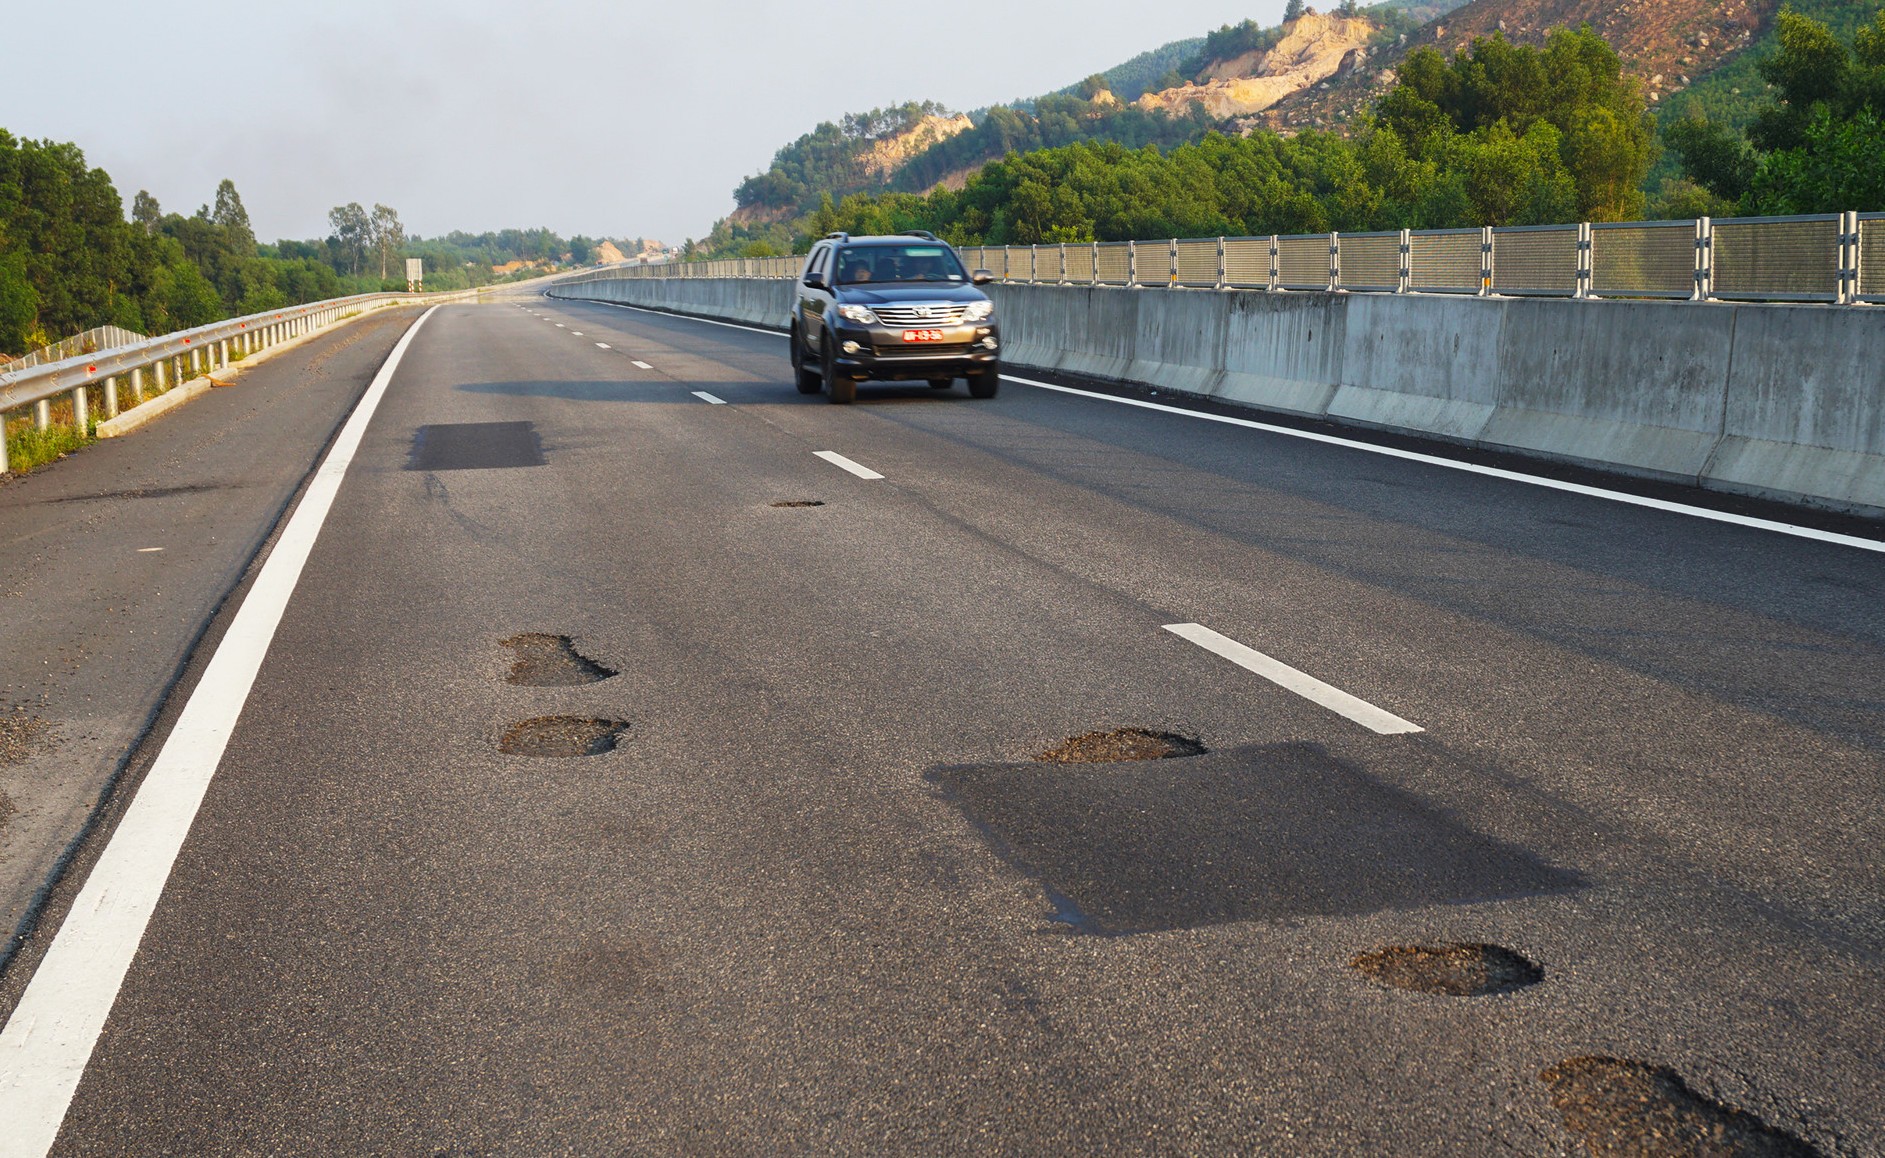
[0,290,475,473]
[559,211,1880,307]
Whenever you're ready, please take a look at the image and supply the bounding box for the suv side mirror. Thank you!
[803,270,829,290]
[971,269,995,286]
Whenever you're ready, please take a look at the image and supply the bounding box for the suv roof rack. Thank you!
[824,232,850,242]
[900,230,939,241]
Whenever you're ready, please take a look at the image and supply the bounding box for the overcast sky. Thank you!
[6,1,1282,246]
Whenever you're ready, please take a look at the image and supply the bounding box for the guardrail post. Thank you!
[1127,241,1138,288]
[1839,210,1858,304]
[104,376,119,419]
[35,399,51,431]
[1029,246,1039,285]
[1168,238,1179,288]
[1090,242,1099,287]
[1329,232,1341,292]
[1398,229,1411,293]
[1693,217,1713,301]
[1479,226,1494,296]
[131,366,145,405]
[1576,222,1593,299]
[72,385,88,431]
[1216,237,1227,291]
[1268,235,1280,292]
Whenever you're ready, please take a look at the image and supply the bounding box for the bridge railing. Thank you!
[558,211,1882,307]
[0,290,473,474]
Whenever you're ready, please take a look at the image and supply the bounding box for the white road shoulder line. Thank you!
[815,450,883,480]
[631,360,654,370]
[0,308,442,1158]
[1002,374,1885,556]
[1163,622,1422,736]
[692,391,728,405]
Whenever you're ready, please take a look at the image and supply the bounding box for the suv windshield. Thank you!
[836,245,967,285]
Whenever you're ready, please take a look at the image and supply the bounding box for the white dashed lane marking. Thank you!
[1162,623,1422,735]
[815,451,883,480]
[631,361,653,370]
[692,391,727,405]
[595,343,611,350]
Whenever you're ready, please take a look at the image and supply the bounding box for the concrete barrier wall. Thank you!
[549,275,1885,518]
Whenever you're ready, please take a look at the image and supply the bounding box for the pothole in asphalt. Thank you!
[1540,1056,1821,1157]
[498,717,630,757]
[500,634,617,686]
[770,500,825,508]
[1349,942,1543,996]
[1036,728,1206,763]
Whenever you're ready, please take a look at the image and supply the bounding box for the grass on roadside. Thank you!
[3,402,97,477]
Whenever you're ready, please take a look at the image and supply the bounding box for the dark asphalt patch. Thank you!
[1349,942,1543,996]
[406,422,545,471]
[500,634,617,686]
[44,483,234,505]
[1037,728,1206,763]
[770,500,826,508]
[1540,1057,1820,1157]
[931,741,1582,934]
[546,933,667,1000]
[498,717,630,757]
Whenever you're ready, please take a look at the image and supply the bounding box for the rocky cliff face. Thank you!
[858,113,975,181]
[1134,13,1379,121]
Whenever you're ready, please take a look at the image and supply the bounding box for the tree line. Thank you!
[0,133,621,358]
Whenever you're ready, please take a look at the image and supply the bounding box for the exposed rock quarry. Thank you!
[859,113,975,181]
[1135,13,1376,120]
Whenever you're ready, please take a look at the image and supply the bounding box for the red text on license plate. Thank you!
[901,329,945,342]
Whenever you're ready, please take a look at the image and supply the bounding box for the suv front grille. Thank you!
[873,343,972,359]
[873,303,970,326]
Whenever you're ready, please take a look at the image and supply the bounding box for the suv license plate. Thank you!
[901,329,946,343]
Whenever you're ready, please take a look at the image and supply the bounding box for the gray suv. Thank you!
[789,232,1001,404]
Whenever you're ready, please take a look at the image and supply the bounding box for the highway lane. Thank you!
[5,297,1882,1153]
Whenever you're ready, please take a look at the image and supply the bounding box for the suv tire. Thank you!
[823,340,857,404]
[967,367,1000,399]
[791,327,822,394]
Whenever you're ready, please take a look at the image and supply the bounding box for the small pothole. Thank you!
[500,634,616,686]
[1035,728,1207,763]
[1349,942,1543,996]
[770,500,825,508]
[1540,1056,1821,1157]
[499,717,630,757]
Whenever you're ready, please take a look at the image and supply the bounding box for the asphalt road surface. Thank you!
[2,297,1881,1155]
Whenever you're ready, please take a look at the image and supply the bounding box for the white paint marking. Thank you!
[815,450,884,480]
[594,343,611,350]
[1162,622,1423,736]
[570,331,584,337]
[0,308,442,1158]
[554,323,566,328]
[557,303,1885,553]
[135,547,162,553]
[692,391,728,405]
[631,360,654,370]
[1001,374,1885,556]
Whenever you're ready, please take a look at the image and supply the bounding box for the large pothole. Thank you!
[500,634,616,686]
[1540,1056,1820,1157]
[1036,728,1206,764]
[1349,942,1543,996]
[499,717,630,757]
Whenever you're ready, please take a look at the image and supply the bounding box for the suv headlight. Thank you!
[963,301,994,322]
[837,304,879,324]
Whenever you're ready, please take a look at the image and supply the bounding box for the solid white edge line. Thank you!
[0,307,441,1158]
[692,391,728,405]
[1162,623,1423,736]
[554,301,1885,554]
[814,450,884,480]
[1002,374,1885,556]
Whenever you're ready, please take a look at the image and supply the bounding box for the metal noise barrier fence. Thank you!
[568,212,1885,306]
[0,289,475,473]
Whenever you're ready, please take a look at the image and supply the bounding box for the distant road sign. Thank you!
[405,258,423,291]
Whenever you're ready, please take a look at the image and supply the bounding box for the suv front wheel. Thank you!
[791,326,822,394]
[822,339,857,404]
[967,366,1000,399]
